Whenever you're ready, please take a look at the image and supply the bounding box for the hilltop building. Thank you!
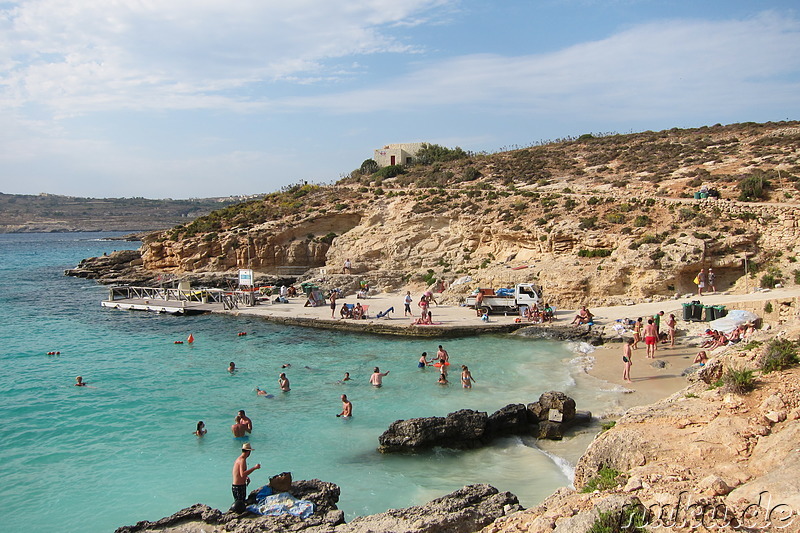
[374,142,424,167]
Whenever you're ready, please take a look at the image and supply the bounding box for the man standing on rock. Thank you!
[231,443,260,512]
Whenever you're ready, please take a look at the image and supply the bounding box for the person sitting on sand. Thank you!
[571,306,593,325]
[340,303,352,319]
[353,302,364,320]
[742,322,755,341]
[694,351,709,366]
[542,303,554,323]
[194,421,207,436]
[481,310,489,322]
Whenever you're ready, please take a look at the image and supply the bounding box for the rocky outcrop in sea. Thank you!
[378,392,592,452]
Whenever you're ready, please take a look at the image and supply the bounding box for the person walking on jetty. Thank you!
[231,443,260,512]
[369,367,389,387]
[622,338,633,383]
[643,319,658,359]
[336,394,352,418]
[403,291,413,317]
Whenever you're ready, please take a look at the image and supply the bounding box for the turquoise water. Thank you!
[0,233,616,532]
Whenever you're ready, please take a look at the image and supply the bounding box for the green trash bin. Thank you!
[703,305,714,321]
[682,303,693,321]
[693,192,701,199]
[699,192,708,199]
[300,282,314,296]
[714,305,727,318]
[692,303,704,321]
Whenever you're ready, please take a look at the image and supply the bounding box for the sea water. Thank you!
[0,232,618,532]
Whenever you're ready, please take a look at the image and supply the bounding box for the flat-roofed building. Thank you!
[374,142,424,167]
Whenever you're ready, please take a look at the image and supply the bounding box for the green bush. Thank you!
[633,215,650,227]
[605,213,626,224]
[579,216,597,229]
[578,248,613,258]
[375,164,405,179]
[581,466,621,493]
[760,338,799,373]
[360,159,379,174]
[760,273,779,289]
[737,173,770,201]
[414,143,468,165]
[589,506,648,533]
[723,367,756,394]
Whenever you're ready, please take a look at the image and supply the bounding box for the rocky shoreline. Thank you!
[116,481,522,533]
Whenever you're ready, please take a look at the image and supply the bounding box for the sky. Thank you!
[0,0,798,199]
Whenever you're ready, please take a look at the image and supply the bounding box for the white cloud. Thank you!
[0,0,452,114]
[278,11,800,120]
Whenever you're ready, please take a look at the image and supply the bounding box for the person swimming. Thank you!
[418,352,429,368]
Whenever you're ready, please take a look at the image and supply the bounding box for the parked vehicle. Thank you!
[464,283,542,314]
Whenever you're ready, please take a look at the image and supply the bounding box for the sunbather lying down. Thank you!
[376,307,394,319]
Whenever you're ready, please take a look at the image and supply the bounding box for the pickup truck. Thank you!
[464,283,543,314]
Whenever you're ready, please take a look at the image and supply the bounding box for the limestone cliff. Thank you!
[109,122,800,308]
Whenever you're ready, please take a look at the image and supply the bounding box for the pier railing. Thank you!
[107,286,226,303]
[105,286,271,310]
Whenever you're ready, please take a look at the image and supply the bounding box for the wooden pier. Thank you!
[101,286,254,315]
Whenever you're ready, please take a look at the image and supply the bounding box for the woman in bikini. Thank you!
[460,365,476,389]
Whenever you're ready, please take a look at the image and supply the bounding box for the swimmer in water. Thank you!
[418,352,430,368]
[460,365,475,388]
[438,374,449,385]
[194,421,207,436]
[278,373,290,392]
[336,394,352,418]
[338,372,351,384]
[228,362,236,373]
[369,367,389,387]
[75,376,87,387]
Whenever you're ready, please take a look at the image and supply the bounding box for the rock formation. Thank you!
[67,122,800,310]
[115,481,521,533]
[378,393,591,452]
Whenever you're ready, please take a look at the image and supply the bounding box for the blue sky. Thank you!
[1,0,798,199]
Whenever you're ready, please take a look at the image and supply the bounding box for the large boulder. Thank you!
[486,403,532,437]
[378,409,489,452]
[341,484,522,533]
[528,391,577,424]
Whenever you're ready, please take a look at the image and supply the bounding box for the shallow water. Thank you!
[0,233,618,532]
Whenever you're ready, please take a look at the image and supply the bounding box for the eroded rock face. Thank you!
[115,481,522,533]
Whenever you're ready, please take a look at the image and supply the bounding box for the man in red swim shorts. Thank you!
[643,319,658,359]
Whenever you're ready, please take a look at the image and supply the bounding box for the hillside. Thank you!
[92,121,800,308]
[0,193,252,233]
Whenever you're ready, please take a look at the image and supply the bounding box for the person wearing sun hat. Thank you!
[231,442,261,511]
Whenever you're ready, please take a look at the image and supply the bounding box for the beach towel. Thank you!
[247,491,314,518]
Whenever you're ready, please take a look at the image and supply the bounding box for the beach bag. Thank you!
[269,471,293,493]
[693,276,700,285]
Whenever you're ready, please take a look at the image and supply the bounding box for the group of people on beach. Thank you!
[621,310,680,382]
